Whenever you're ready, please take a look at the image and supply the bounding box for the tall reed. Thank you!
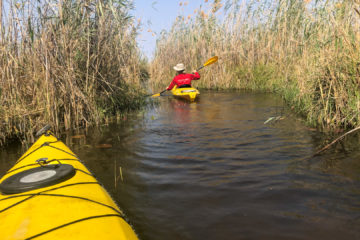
[0,0,147,145]
[151,0,360,130]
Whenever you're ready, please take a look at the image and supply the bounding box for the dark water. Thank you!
[1,91,360,240]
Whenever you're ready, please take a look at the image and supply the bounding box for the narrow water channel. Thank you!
[1,91,359,240]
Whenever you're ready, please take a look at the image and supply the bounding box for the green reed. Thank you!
[151,0,360,130]
[0,0,147,145]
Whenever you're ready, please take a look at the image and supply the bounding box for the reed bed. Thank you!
[0,0,147,145]
[151,0,360,130]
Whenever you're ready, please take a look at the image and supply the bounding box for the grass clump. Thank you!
[0,0,147,145]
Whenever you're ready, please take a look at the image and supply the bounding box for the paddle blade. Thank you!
[151,93,161,98]
[203,56,218,67]
[150,89,166,98]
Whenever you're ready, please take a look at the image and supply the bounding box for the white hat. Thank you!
[173,63,185,71]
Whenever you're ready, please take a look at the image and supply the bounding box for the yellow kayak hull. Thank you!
[0,132,138,240]
[171,86,200,102]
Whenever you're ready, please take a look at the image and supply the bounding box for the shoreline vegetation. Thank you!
[0,0,147,145]
[150,0,360,131]
[1,0,360,146]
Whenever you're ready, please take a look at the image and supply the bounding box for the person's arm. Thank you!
[166,77,177,90]
[191,70,200,80]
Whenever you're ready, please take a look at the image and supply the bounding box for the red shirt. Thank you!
[166,72,200,90]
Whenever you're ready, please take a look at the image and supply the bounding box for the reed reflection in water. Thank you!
[1,91,359,240]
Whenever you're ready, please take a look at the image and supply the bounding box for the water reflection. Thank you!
[0,91,359,240]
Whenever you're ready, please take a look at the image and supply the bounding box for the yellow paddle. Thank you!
[196,56,218,71]
[150,90,167,98]
[151,56,218,98]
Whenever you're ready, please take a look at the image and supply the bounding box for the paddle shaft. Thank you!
[196,66,204,71]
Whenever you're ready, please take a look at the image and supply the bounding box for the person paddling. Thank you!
[166,63,200,91]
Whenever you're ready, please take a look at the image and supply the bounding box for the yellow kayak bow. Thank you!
[0,129,138,240]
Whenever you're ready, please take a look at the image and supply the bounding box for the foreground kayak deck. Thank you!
[0,131,138,240]
[171,86,200,102]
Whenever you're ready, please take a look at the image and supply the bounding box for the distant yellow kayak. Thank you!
[0,128,138,240]
[171,85,200,102]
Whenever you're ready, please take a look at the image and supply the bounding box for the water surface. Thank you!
[1,91,359,240]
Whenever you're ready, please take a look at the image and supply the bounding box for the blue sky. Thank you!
[133,0,206,59]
